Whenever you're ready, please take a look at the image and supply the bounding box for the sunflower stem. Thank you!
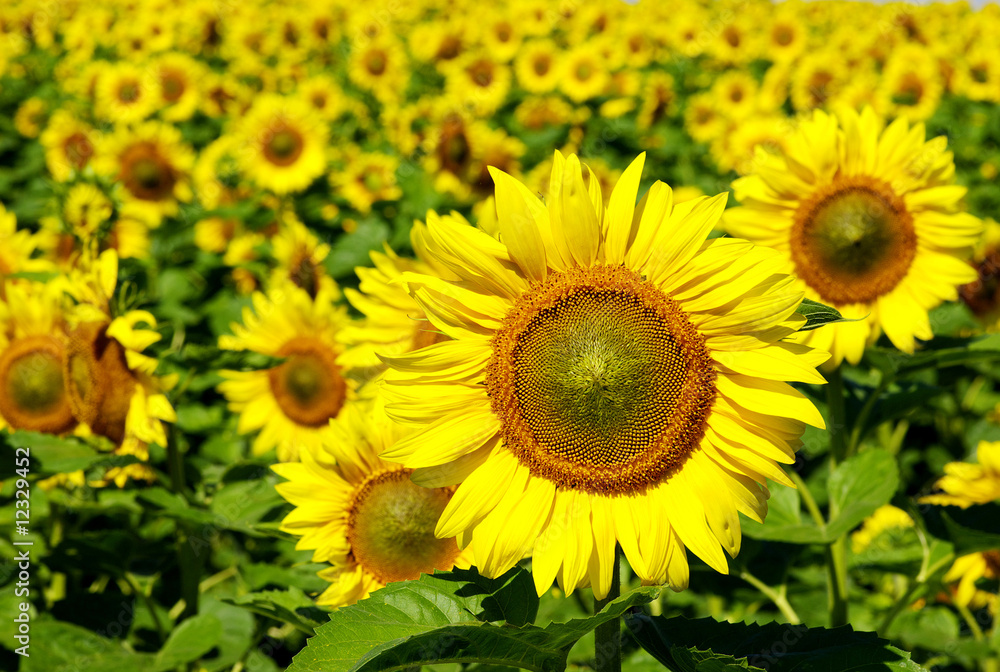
[825,365,850,628]
[167,427,202,623]
[594,545,622,672]
[738,569,801,624]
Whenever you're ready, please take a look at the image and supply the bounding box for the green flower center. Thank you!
[268,339,346,427]
[791,177,916,305]
[0,336,75,433]
[264,127,304,166]
[347,469,460,584]
[488,265,716,495]
[7,351,64,412]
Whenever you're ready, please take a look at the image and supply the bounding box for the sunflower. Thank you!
[348,36,409,103]
[514,96,579,130]
[0,203,50,294]
[765,9,808,65]
[273,402,474,608]
[40,111,97,182]
[514,39,562,94]
[959,220,1000,326]
[725,107,982,366]
[233,95,328,195]
[943,552,1000,610]
[338,222,459,371]
[63,183,113,238]
[94,61,158,124]
[380,152,827,598]
[14,97,46,138]
[218,283,357,462]
[480,12,522,63]
[443,52,512,116]
[636,72,676,131]
[0,281,76,435]
[193,135,250,211]
[920,441,1000,509]
[713,115,794,176]
[790,52,848,111]
[559,46,609,103]
[953,44,1000,103]
[151,52,204,122]
[709,71,759,121]
[94,122,195,225]
[850,504,914,554]
[298,74,344,121]
[876,46,944,123]
[331,150,402,215]
[684,92,727,144]
[270,216,338,299]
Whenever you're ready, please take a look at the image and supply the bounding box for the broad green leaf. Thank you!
[287,568,657,672]
[153,613,223,671]
[138,487,218,526]
[200,599,256,672]
[796,298,852,332]
[924,503,1000,555]
[826,450,899,539]
[21,619,156,672]
[887,607,959,653]
[625,614,928,672]
[225,588,329,635]
[1,431,100,474]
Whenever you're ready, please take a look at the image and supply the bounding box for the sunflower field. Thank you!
[4,0,1000,670]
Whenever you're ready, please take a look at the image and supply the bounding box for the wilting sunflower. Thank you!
[380,152,827,598]
[273,402,474,607]
[725,107,982,365]
[40,111,97,182]
[94,122,195,225]
[920,441,1000,509]
[218,283,356,461]
[233,95,328,195]
[0,282,75,435]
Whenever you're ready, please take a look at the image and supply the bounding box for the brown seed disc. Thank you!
[486,265,717,495]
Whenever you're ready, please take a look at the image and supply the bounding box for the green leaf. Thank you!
[153,613,223,671]
[796,299,852,331]
[886,607,959,653]
[287,568,657,672]
[200,599,255,672]
[826,450,899,539]
[625,614,928,672]
[21,619,157,672]
[2,431,100,474]
[224,588,329,635]
[924,503,1000,555]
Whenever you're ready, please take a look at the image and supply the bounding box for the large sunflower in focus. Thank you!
[725,107,982,366]
[218,283,356,461]
[273,402,473,608]
[381,152,827,598]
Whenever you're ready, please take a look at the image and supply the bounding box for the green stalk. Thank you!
[594,546,622,672]
[167,428,201,622]
[825,366,850,628]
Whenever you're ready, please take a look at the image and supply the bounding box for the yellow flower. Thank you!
[94,61,158,124]
[952,43,1000,103]
[381,152,827,598]
[273,403,474,608]
[348,36,409,104]
[218,284,356,462]
[94,122,195,225]
[338,223,460,371]
[514,39,562,94]
[791,52,848,111]
[850,505,914,554]
[14,97,46,138]
[64,184,113,237]
[0,281,76,435]
[684,93,727,144]
[921,441,1000,509]
[0,203,50,291]
[331,151,403,215]
[876,45,944,122]
[151,52,205,122]
[710,71,759,121]
[959,220,1000,327]
[233,95,328,195]
[944,552,1000,609]
[559,46,609,103]
[40,111,97,182]
[726,107,981,366]
[442,53,512,117]
[269,216,338,299]
[637,72,676,131]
